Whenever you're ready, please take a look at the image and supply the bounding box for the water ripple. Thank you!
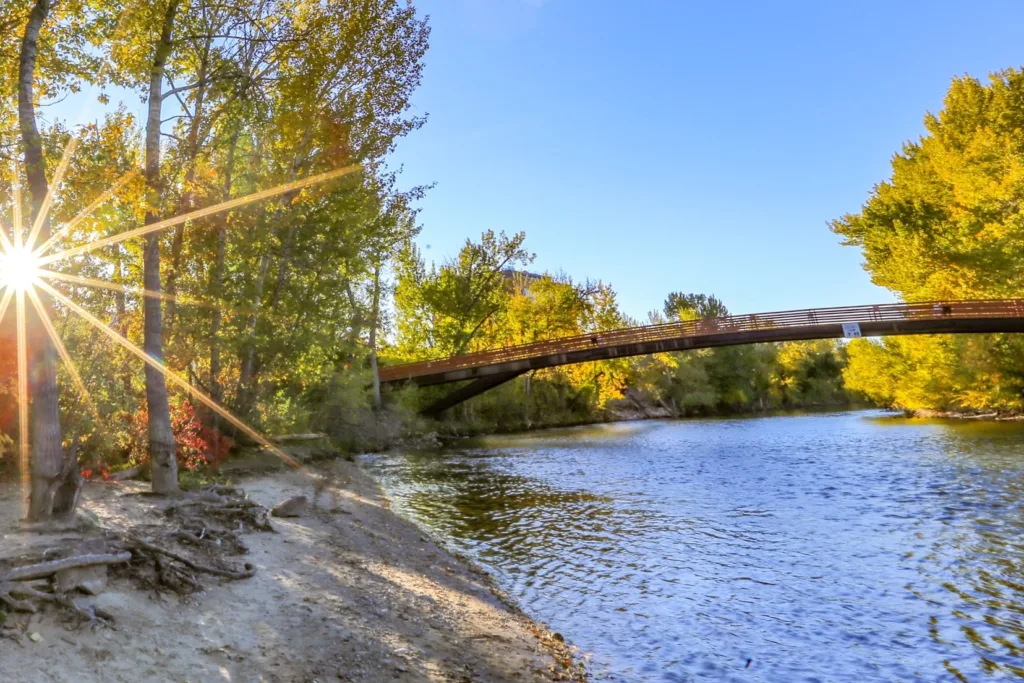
[366,412,1024,681]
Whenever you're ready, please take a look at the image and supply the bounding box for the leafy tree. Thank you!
[833,69,1024,412]
[0,1,432,485]
[391,242,850,430]
[5,0,109,519]
[393,230,533,357]
[664,292,729,321]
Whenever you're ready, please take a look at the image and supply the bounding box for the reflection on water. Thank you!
[365,412,1024,681]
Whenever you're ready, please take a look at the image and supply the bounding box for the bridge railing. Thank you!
[379,299,1024,382]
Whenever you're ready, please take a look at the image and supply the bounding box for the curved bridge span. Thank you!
[379,300,1024,415]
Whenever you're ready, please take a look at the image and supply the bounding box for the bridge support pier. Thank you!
[422,370,527,418]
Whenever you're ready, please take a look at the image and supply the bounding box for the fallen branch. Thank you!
[1,552,132,583]
[0,587,37,613]
[171,529,204,544]
[5,583,113,626]
[269,432,326,442]
[127,537,255,580]
[108,465,142,481]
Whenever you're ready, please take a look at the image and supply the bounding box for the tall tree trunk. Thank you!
[209,131,239,411]
[235,130,312,412]
[369,264,382,410]
[268,219,296,312]
[143,0,181,495]
[113,248,133,398]
[236,245,270,416]
[18,0,65,521]
[165,39,211,342]
[239,212,295,416]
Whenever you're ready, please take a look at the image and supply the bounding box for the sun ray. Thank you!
[15,288,29,514]
[26,287,102,422]
[39,269,263,320]
[0,218,14,255]
[39,164,361,266]
[26,137,78,252]
[0,284,15,323]
[33,169,138,258]
[11,161,23,249]
[43,269,196,305]
[38,280,301,469]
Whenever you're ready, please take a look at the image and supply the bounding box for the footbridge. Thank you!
[379,300,1024,416]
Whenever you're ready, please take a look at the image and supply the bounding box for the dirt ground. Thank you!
[0,457,583,682]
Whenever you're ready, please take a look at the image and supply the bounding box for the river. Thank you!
[364,411,1024,681]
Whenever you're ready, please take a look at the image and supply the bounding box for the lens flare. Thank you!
[0,245,41,291]
[1,135,357,503]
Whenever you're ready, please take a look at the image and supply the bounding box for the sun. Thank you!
[0,147,355,505]
[0,243,41,291]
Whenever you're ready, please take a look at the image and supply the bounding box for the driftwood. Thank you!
[0,587,36,613]
[126,536,255,580]
[164,495,273,532]
[0,549,129,624]
[0,552,132,583]
[108,465,142,481]
[0,485,268,626]
[0,582,114,626]
[269,433,326,442]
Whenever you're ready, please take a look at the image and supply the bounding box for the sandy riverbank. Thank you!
[0,457,584,682]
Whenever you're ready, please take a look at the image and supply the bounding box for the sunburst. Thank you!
[0,244,41,292]
[3,140,359,503]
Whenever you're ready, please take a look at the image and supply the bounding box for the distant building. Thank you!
[502,269,544,295]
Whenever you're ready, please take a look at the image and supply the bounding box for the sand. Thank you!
[0,457,582,682]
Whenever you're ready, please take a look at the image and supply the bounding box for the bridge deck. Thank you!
[379,300,1024,387]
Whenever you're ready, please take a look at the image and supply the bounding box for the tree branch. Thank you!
[0,552,132,582]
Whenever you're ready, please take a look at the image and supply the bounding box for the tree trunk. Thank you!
[18,0,66,522]
[369,264,382,409]
[235,130,312,411]
[268,220,296,312]
[236,245,270,416]
[164,39,211,343]
[143,0,181,495]
[113,249,133,398]
[209,131,238,411]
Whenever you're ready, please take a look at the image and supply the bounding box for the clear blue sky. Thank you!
[390,0,1024,320]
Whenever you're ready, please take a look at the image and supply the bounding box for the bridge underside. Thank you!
[419,370,527,418]
[391,317,1024,416]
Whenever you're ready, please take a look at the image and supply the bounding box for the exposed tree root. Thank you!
[126,536,256,580]
[0,588,37,614]
[163,492,273,532]
[0,486,270,625]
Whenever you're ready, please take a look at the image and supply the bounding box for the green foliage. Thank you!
[627,340,850,418]
[390,231,851,432]
[393,230,533,357]
[663,292,729,321]
[0,1,432,470]
[833,69,1024,412]
[310,368,424,452]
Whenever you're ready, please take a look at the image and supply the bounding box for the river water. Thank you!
[364,412,1024,681]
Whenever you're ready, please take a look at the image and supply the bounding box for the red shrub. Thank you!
[131,402,235,472]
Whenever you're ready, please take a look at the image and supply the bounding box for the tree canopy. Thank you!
[0,0,431,500]
[834,69,1024,412]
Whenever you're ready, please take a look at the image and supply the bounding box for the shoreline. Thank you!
[905,409,1024,421]
[0,456,587,682]
[430,402,869,444]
